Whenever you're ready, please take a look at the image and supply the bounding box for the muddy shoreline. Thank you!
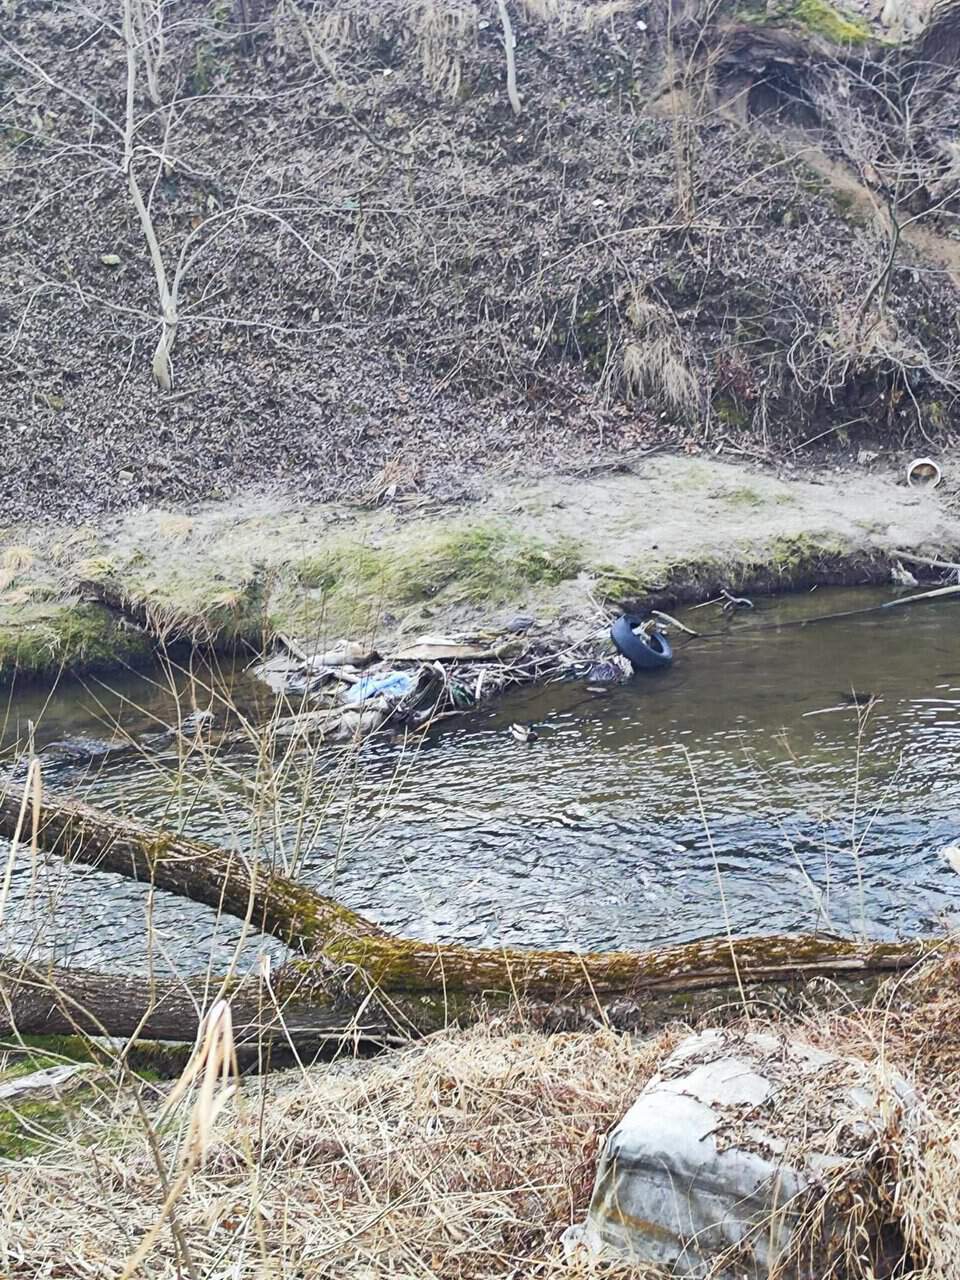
[1,452,958,684]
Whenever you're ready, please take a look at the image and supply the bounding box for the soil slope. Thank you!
[2,0,959,525]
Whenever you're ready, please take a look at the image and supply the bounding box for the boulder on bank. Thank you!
[569,1028,915,1279]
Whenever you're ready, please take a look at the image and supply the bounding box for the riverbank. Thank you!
[4,950,960,1277]
[2,452,958,682]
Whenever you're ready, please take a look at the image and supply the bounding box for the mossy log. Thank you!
[0,953,396,1047]
[0,782,386,950]
[0,783,937,1045]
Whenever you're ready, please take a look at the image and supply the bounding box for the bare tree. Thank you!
[1,3,337,393]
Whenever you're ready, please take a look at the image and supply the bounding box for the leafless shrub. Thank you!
[280,0,478,99]
[809,56,960,325]
[519,0,634,30]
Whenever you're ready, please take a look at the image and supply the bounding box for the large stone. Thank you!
[569,1029,914,1279]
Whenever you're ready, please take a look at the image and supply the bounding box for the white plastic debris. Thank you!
[571,1029,914,1279]
[0,1063,93,1102]
[890,560,919,587]
[906,457,942,489]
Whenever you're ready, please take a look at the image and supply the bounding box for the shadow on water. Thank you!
[3,586,960,973]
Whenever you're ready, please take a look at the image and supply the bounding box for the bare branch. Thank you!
[496,0,522,117]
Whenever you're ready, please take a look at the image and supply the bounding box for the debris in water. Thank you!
[720,589,753,611]
[278,634,379,668]
[342,671,416,705]
[891,560,919,587]
[940,845,960,875]
[587,660,623,684]
[906,457,943,489]
[510,722,537,744]
[392,635,497,662]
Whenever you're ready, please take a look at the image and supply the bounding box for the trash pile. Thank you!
[567,1028,916,1279]
[250,625,622,744]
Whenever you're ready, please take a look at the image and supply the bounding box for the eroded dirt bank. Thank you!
[2,452,958,678]
[3,0,960,527]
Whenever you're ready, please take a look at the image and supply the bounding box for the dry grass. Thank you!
[0,546,35,593]
[6,959,960,1277]
[620,292,701,419]
[0,1022,676,1279]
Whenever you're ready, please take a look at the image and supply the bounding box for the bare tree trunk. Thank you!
[122,0,177,390]
[496,0,522,116]
[0,784,933,1037]
[0,782,386,951]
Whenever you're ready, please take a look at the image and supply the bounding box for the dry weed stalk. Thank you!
[119,999,240,1279]
[622,288,700,418]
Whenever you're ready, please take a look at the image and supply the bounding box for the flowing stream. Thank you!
[3,587,960,975]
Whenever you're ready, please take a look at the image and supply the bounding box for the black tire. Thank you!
[610,615,674,670]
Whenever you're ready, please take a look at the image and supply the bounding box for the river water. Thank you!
[3,587,960,975]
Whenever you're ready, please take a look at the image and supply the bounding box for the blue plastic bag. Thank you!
[342,672,416,705]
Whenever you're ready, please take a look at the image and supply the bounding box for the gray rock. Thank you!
[568,1029,915,1279]
[505,614,536,633]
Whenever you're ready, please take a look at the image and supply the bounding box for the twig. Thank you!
[692,581,960,640]
[890,550,960,574]
[650,609,699,637]
[720,589,754,611]
[496,0,522,117]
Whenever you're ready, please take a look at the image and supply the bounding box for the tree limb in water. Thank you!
[0,783,934,1045]
[0,782,386,951]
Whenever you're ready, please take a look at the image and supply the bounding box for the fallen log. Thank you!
[0,953,395,1047]
[0,782,386,949]
[0,784,936,1020]
[0,938,931,1049]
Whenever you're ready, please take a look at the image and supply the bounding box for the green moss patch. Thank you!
[737,0,871,42]
[279,524,585,636]
[77,561,273,649]
[781,0,871,42]
[0,601,153,684]
[0,1047,92,1161]
[0,1095,69,1160]
[369,526,585,605]
[720,485,766,509]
